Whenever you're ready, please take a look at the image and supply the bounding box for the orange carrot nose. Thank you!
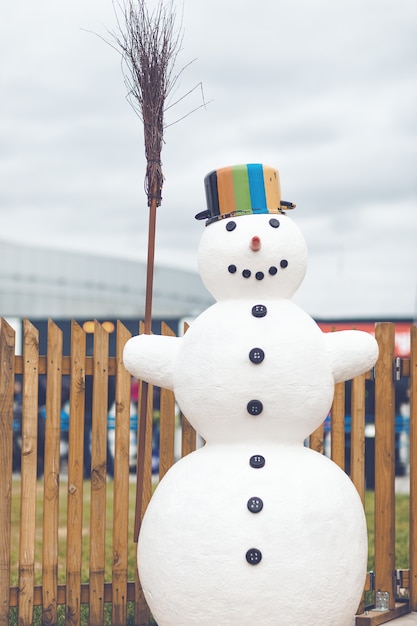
[250,236,261,251]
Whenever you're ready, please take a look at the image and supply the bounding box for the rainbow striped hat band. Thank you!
[195,164,295,225]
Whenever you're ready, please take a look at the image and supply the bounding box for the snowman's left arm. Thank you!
[324,330,378,383]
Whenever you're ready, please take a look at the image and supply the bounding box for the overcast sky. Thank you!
[1,0,416,320]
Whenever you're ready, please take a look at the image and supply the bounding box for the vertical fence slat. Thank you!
[89,321,109,626]
[0,319,15,625]
[180,320,197,459]
[350,373,366,504]
[181,414,197,458]
[134,376,153,625]
[351,372,367,617]
[374,322,396,609]
[66,321,86,626]
[18,319,40,625]
[139,321,154,519]
[331,381,345,469]
[42,319,63,625]
[159,322,176,479]
[112,321,132,626]
[409,324,417,609]
[309,422,325,454]
[135,324,154,626]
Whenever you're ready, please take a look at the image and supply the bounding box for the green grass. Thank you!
[9,477,141,625]
[10,478,139,586]
[8,483,411,624]
[364,491,410,571]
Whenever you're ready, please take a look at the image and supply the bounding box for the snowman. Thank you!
[123,164,378,626]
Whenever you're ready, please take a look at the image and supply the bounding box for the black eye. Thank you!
[269,218,280,228]
[226,221,236,231]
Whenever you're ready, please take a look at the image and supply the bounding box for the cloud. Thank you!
[0,0,416,319]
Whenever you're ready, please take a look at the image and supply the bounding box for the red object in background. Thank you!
[131,378,139,402]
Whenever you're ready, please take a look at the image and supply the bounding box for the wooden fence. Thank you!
[0,318,416,625]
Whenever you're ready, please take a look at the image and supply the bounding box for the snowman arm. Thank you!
[324,330,378,383]
[123,334,181,390]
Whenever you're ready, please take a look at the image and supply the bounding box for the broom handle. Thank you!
[134,193,157,541]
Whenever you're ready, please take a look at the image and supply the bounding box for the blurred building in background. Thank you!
[0,239,213,320]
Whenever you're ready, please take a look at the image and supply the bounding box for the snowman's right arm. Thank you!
[123,335,181,390]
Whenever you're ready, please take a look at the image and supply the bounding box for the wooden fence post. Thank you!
[309,421,325,455]
[0,319,16,625]
[331,381,346,470]
[18,319,40,626]
[112,321,132,626]
[89,321,109,626]
[159,322,176,480]
[135,322,154,626]
[66,321,86,626]
[374,322,396,609]
[409,324,417,609]
[350,373,366,505]
[42,319,63,625]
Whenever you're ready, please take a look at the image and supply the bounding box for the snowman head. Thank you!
[196,164,308,301]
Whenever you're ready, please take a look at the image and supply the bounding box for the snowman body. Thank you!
[139,443,366,626]
[124,177,378,625]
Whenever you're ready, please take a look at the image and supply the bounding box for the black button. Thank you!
[242,269,251,278]
[247,400,263,415]
[247,497,264,513]
[249,455,265,468]
[246,548,262,565]
[249,348,265,364]
[252,304,267,317]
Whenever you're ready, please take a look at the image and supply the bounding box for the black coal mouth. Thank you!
[227,260,288,280]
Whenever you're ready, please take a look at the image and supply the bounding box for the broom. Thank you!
[111,0,183,541]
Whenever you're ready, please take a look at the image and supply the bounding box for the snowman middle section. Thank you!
[173,298,336,445]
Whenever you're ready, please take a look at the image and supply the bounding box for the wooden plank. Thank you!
[351,373,367,616]
[18,319,40,626]
[180,320,197,459]
[401,358,410,378]
[112,321,132,626]
[181,414,197,458]
[374,323,396,609]
[66,321,86,626]
[159,322,176,479]
[351,373,366,504]
[134,322,154,626]
[42,320,63,625]
[135,376,154,625]
[0,319,16,626]
[309,422,324,454]
[331,381,346,469]
[355,602,410,625]
[14,354,118,377]
[10,581,138,608]
[139,321,154,522]
[89,321,109,626]
[410,324,417,610]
